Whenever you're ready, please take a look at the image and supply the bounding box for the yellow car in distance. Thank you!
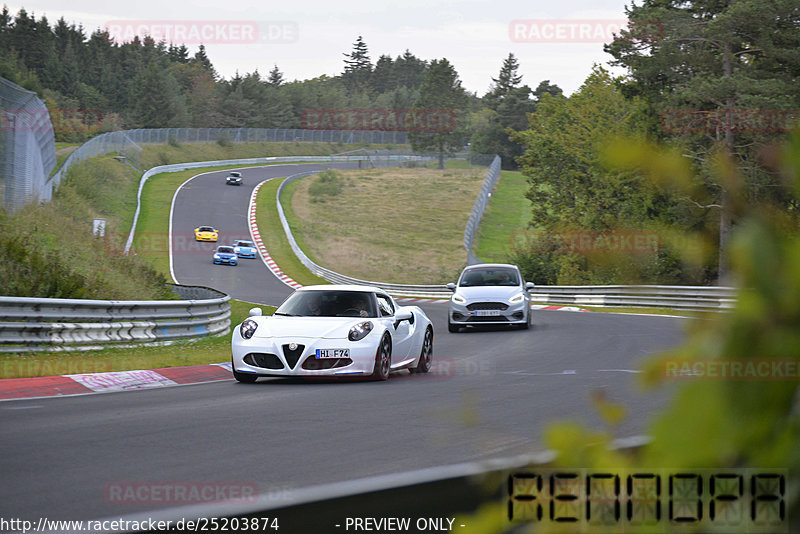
[194,226,219,242]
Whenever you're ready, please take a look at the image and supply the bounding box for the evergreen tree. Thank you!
[605,0,800,281]
[408,58,468,169]
[471,54,535,169]
[267,64,284,86]
[342,36,372,92]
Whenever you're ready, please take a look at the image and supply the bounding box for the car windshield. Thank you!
[459,268,519,287]
[235,241,253,247]
[217,247,234,254]
[198,226,214,232]
[229,172,240,177]
[276,290,378,318]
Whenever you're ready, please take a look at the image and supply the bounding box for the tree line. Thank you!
[0,7,551,168]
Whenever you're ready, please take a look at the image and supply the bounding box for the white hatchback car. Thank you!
[446,263,534,332]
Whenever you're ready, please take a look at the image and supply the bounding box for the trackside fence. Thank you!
[0,76,56,212]
[273,166,738,310]
[49,127,411,202]
[0,285,230,353]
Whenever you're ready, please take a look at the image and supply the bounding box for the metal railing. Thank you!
[464,154,501,264]
[0,285,230,353]
[0,76,56,213]
[273,164,738,310]
[124,153,433,255]
[49,127,412,199]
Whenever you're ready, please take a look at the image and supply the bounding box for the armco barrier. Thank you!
[0,285,230,353]
[273,169,739,310]
[124,154,432,254]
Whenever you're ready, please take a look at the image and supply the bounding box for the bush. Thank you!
[216,133,232,147]
[308,170,344,203]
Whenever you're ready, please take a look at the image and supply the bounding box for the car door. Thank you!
[376,294,413,363]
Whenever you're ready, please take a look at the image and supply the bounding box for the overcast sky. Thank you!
[8,0,635,95]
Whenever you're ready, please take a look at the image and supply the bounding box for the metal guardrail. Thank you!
[0,285,230,353]
[49,127,413,200]
[273,167,739,310]
[464,154,501,265]
[124,154,433,254]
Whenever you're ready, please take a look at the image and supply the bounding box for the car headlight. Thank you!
[509,292,525,304]
[348,321,373,341]
[451,294,467,305]
[240,319,258,339]
[213,254,220,259]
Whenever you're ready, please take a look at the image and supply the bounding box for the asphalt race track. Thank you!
[0,163,688,525]
[170,162,362,305]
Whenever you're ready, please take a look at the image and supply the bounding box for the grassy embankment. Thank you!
[0,141,383,378]
[276,164,486,284]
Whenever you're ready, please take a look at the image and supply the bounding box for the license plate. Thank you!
[316,348,350,359]
[475,310,501,317]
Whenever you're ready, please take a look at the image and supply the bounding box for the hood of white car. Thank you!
[253,316,365,339]
[455,286,523,301]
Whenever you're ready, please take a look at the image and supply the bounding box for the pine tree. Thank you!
[408,58,468,168]
[267,65,284,86]
[342,36,372,92]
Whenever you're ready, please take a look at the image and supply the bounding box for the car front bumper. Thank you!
[232,334,378,377]
[196,235,217,241]
[449,299,529,326]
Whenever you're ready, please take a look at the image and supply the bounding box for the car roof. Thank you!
[297,284,385,294]
[461,263,519,271]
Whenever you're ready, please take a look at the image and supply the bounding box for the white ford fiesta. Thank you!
[446,263,534,332]
[231,285,433,382]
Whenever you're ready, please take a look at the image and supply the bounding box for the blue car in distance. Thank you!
[233,240,257,259]
[213,246,238,266]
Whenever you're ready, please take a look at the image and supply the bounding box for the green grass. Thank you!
[259,178,329,286]
[279,167,483,284]
[473,170,531,262]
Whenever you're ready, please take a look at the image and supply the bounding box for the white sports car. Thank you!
[231,285,434,382]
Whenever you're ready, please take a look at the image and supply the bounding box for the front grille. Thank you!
[244,353,283,370]
[282,344,306,369]
[301,358,353,371]
[467,315,509,322]
[467,302,509,311]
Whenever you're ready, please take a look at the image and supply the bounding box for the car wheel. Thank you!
[411,326,433,373]
[232,369,258,383]
[448,320,459,333]
[371,335,391,381]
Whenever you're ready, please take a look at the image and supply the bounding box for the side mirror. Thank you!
[249,307,263,316]
[446,282,456,292]
[395,309,413,321]
[525,282,535,290]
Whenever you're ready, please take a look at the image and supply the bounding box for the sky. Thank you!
[7,0,635,95]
